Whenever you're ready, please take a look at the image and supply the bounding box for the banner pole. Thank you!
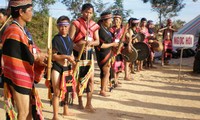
[178,47,184,80]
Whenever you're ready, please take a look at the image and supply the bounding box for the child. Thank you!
[51,16,76,120]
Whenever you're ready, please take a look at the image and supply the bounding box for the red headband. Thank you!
[132,20,140,24]
[113,15,122,19]
[101,14,112,20]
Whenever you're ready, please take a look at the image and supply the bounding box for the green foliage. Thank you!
[27,12,58,48]
[93,0,109,13]
[61,0,92,19]
[61,0,132,21]
[170,19,186,30]
[22,0,58,49]
[110,0,132,21]
[142,0,185,25]
[33,0,56,15]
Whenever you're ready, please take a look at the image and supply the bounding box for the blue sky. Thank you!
[0,0,199,24]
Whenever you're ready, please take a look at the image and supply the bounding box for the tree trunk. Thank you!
[159,10,162,26]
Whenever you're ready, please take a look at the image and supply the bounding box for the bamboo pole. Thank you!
[85,17,89,60]
[0,16,11,31]
[47,17,52,81]
[73,17,89,77]
[73,43,86,77]
[116,23,129,55]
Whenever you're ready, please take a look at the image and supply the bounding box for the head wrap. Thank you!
[9,0,32,7]
[113,14,122,19]
[167,19,172,23]
[57,22,70,26]
[132,18,140,24]
[147,20,153,25]
[101,14,112,20]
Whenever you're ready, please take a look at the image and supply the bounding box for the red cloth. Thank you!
[72,17,100,43]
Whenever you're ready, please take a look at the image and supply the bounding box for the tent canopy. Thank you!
[176,14,200,48]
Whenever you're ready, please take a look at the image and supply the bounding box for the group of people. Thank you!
[0,1,177,120]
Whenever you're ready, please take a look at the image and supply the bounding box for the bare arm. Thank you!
[128,29,133,44]
[52,54,75,64]
[86,29,100,47]
[101,42,118,49]
[158,27,168,32]
[52,54,68,61]
[0,43,2,49]
[169,26,177,32]
[69,24,76,41]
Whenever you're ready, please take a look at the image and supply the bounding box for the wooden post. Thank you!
[47,17,52,81]
[178,47,184,80]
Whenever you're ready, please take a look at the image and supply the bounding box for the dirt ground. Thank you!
[0,57,200,120]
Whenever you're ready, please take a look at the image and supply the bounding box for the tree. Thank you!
[93,0,109,14]
[142,0,185,25]
[33,0,56,15]
[110,0,132,21]
[171,19,186,30]
[61,0,132,21]
[61,0,92,19]
[27,12,58,48]
[25,0,57,48]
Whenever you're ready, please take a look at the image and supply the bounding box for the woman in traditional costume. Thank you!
[138,18,150,71]
[109,13,125,87]
[95,11,118,96]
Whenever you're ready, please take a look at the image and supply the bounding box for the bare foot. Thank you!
[78,103,84,109]
[136,69,140,72]
[99,91,110,97]
[114,83,121,88]
[63,111,76,118]
[78,100,84,109]
[140,68,144,71]
[118,81,122,84]
[63,111,75,116]
[85,105,96,113]
[124,77,132,81]
[150,66,157,69]
[52,116,60,120]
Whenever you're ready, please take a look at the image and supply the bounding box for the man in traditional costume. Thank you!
[159,19,176,65]
[69,3,100,112]
[50,16,76,120]
[2,0,46,119]
[95,11,118,96]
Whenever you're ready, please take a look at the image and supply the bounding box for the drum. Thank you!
[133,42,150,61]
[151,41,163,52]
[133,33,145,42]
[121,46,138,62]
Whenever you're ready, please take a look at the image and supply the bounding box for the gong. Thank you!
[133,42,150,61]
